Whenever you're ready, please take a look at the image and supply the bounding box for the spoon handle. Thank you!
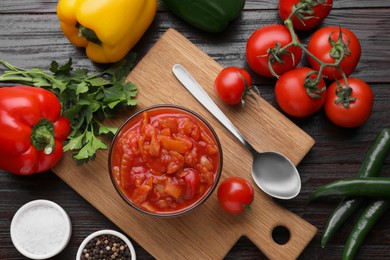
[172,64,250,149]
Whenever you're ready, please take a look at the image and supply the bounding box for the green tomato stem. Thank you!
[280,4,349,90]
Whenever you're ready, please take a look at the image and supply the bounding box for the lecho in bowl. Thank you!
[109,105,223,217]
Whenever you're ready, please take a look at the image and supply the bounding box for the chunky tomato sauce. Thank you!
[111,107,221,215]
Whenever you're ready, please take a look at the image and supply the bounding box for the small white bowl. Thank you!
[76,229,136,260]
[10,199,72,259]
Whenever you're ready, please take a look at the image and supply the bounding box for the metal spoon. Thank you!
[172,64,301,199]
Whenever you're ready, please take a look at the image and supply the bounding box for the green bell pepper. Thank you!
[162,0,246,33]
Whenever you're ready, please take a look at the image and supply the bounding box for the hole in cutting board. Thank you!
[272,225,290,245]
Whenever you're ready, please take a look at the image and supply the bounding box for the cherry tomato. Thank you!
[279,0,333,31]
[246,24,302,78]
[307,26,361,80]
[275,67,327,118]
[325,78,373,128]
[217,177,254,214]
[214,67,252,105]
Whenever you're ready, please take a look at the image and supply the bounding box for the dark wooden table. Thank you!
[1,1,389,259]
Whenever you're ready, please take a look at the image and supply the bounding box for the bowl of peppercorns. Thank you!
[76,229,136,260]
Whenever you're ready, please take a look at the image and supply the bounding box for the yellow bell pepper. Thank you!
[57,0,157,63]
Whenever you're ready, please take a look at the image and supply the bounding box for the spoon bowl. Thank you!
[252,151,301,199]
[172,64,301,199]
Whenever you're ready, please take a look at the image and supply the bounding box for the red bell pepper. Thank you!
[0,86,70,175]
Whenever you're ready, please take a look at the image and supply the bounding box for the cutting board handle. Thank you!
[244,200,317,259]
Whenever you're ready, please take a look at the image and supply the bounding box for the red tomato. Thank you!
[275,67,327,118]
[307,26,361,80]
[214,67,252,105]
[217,177,254,214]
[246,24,302,78]
[279,0,333,31]
[325,78,373,128]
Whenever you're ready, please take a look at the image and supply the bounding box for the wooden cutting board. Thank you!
[53,28,317,259]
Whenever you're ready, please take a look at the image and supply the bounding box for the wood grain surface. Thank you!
[0,1,389,259]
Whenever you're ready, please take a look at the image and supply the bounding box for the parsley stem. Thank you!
[0,76,34,83]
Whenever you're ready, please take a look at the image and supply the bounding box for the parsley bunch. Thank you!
[0,54,138,164]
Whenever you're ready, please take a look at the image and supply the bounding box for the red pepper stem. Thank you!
[31,118,56,155]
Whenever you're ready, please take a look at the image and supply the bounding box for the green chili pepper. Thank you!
[321,128,390,247]
[309,177,390,200]
[342,200,390,260]
[162,0,246,33]
[321,199,361,247]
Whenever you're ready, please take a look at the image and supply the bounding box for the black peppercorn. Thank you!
[80,234,131,260]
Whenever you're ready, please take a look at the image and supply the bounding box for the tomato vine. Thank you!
[256,0,373,127]
[277,1,354,103]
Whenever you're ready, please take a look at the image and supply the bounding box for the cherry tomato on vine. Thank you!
[325,78,373,128]
[279,0,333,31]
[275,67,327,118]
[246,24,302,78]
[307,26,361,80]
[217,177,254,214]
[214,67,253,105]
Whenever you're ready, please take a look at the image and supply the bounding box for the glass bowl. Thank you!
[109,104,223,217]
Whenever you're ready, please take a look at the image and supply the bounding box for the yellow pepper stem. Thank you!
[76,23,102,45]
